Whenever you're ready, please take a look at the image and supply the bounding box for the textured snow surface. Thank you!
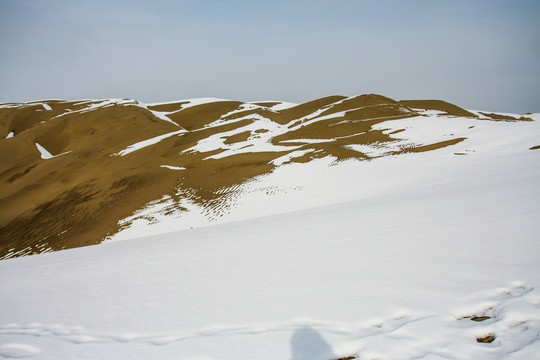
[1,115,540,360]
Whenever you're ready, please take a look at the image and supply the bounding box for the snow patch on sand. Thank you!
[35,143,72,160]
[186,113,296,160]
[220,103,267,118]
[106,194,207,242]
[160,165,186,170]
[34,143,54,159]
[269,101,298,111]
[177,97,230,110]
[145,108,182,128]
[114,130,184,156]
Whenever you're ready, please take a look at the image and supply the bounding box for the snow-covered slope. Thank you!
[0,101,539,359]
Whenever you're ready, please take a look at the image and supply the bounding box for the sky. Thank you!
[1,0,539,112]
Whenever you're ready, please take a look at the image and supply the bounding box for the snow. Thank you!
[160,165,186,170]
[185,113,295,160]
[114,129,184,156]
[345,143,393,157]
[0,101,53,111]
[410,108,449,117]
[134,98,234,129]
[34,143,72,160]
[472,109,527,119]
[269,101,298,111]
[49,99,137,120]
[145,107,182,128]
[246,101,298,111]
[467,110,491,119]
[279,138,334,144]
[0,103,21,109]
[5,131,14,138]
[106,194,208,242]
[221,103,267,118]
[34,143,54,159]
[25,110,535,255]
[271,149,315,166]
[146,98,229,109]
[198,101,412,159]
[112,112,540,240]
[176,97,230,110]
[1,113,540,359]
[0,343,41,358]
[287,104,410,133]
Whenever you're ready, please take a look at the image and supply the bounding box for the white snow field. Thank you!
[1,113,540,360]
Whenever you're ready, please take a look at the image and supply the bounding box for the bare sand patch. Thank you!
[147,101,190,112]
[222,108,277,121]
[251,101,280,107]
[223,131,251,144]
[318,94,407,118]
[478,112,532,122]
[269,95,346,125]
[399,99,477,118]
[393,138,466,154]
[477,334,496,343]
[167,101,243,130]
[478,112,518,121]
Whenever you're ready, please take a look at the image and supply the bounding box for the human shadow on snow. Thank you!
[290,327,335,360]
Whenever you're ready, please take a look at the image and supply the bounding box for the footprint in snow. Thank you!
[496,281,533,298]
[1,284,538,359]
[0,343,41,358]
[457,282,539,348]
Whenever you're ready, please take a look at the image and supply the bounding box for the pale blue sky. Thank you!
[1,0,539,112]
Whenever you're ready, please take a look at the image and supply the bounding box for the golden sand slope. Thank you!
[0,95,524,259]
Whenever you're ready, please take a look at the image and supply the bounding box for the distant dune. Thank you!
[0,94,533,259]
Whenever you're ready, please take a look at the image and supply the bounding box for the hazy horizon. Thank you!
[1,0,539,113]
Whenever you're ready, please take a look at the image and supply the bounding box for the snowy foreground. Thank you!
[1,114,540,359]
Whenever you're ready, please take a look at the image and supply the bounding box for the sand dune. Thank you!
[0,94,534,259]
